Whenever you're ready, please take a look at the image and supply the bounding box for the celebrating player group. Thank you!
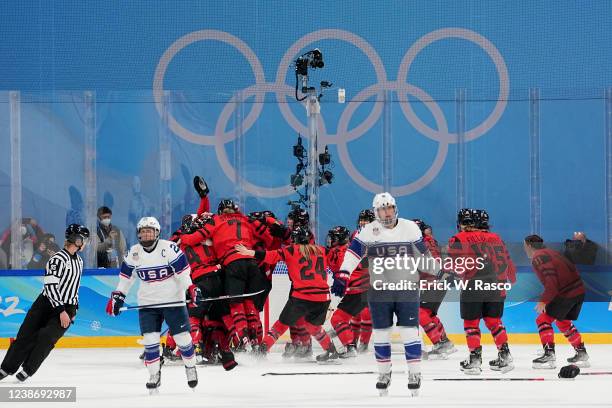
[2,174,589,397]
[101,175,591,395]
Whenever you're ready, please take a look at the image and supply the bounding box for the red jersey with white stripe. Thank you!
[259,244,330,302]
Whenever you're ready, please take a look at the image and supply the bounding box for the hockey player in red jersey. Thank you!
[347,209,376,353]
[524,235,589,368]
[448,209,516,374]
[244,210,286,343]
[413,219,456,359]
[168,214,237,370]
[277,207,315,360]
[179,199,269,352]
[328,225,371,358]
[235,226,339,362]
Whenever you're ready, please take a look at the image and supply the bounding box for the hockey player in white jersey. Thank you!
[106,217,202,393]
[332,193,439,396]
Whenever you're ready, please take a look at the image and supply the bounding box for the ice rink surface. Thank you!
[0,344,610,408]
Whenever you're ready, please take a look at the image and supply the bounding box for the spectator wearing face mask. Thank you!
[564,232,598,265]
[0,218,45,269]
[94,206,127,268]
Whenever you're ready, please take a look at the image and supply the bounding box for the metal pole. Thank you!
[159,91,172,238]
[234,90,245,211]
[306,92,320,240]
[83,91,97,267]
[605,87,612,263]
[382,90,392,192]
[529,87,541,235]
[9,91,22,269]
[455,88,466,210]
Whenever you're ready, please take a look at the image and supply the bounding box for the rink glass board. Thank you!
[0,266,611,338]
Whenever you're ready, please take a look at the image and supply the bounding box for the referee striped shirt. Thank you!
[42,249,84,312]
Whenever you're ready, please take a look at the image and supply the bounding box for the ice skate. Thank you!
[567,343,590,368]
[316,344,340,364]
[281,342,297,359]
[162,345,181,363]
[533,344,556,369]
[356,342,369,354]
[376,371,391,396]
[254,344,268,360]
[294,343,313,360]
[407,372,422,397]
[15,370,29,382]
[185,366,198,389]
[460,346,482,375]
[489,343,514,373]
[146,370,161,394]
[338,344,357,359]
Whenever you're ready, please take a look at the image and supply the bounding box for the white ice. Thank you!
[1,344,610,408]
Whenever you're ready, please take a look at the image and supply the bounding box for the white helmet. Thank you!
[137,216,161,248]
[372,192,398,227]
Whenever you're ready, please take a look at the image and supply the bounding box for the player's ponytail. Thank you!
[298,244,322,259]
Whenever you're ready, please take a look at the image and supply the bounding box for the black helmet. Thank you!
[218,199,238,215]
[248,211,265,222]
[262,210,276,219]
[457,208,476,228]
[412,219,426,233]
[287,207,309,228]
[457,208,477,230]
[291,226,312,245]
[357,209,375,227]
[65,224,90,246]
[474,209,490,230]
[412,218,432,234]
[327,226,350,247]
[180,214,196,234]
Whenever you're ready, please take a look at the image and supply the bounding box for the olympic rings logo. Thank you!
[153,28,509,198]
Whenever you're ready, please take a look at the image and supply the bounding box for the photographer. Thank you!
[27,234,59,270]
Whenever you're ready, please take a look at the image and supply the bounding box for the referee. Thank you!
[0,224,89,382]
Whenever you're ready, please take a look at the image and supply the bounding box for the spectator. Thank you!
[94,206,127,268]
[564,231,598,265]
[0,218,44,269]
[27,233,59,269]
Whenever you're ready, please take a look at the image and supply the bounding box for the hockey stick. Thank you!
[119,289,265,311]
[262,370,612,378]
[262,371,378,376]
[578,372,612,376]
[433,378,564,382]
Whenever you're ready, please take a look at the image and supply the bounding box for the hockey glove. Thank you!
[186,284,204,307]
[106,291,126,316]
[268,222,289,239]
[558,364,580,379]
[331,271,350,297]
[193,176,210,198]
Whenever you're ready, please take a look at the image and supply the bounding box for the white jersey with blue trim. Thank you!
[340,218,439,280]
[116,239,192,307]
